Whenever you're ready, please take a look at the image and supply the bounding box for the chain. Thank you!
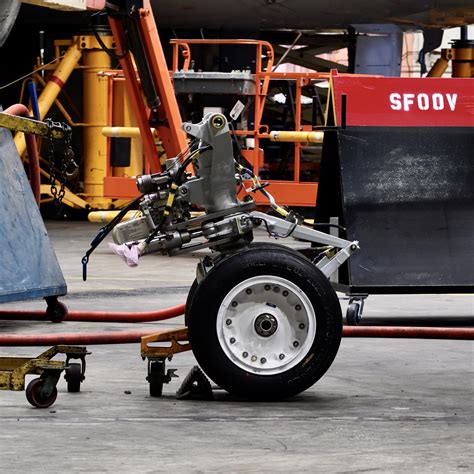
[46,119,76,206]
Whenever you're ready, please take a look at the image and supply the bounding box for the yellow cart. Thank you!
[0,346,89,408]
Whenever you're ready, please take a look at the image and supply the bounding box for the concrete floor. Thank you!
[0,221,473,473]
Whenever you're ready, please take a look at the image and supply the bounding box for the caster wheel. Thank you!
[187,243,342,400]
[46,300,68,323]
[148,361,165,397]
[25,378,58,408]
[65,362,83,393]
[346,303,361,326]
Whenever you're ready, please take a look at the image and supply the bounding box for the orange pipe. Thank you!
[4,104,41,205]
[0,324,472,347]
[0,303,185,323]
[342,326,474,340]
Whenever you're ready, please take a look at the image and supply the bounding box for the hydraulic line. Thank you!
[0,304,185,323]
[0,325,472,347]
[3,104,41,204]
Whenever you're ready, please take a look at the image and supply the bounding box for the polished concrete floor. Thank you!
[0,221,473,473]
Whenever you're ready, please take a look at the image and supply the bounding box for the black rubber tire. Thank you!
[66,363,82,393]
[25,378,58,408]
[184,244,304,327]
[148,361,165,397]
[187,243,342,400]
[46,301,68,323]
[346,303,361,326]
[184,279,199,327]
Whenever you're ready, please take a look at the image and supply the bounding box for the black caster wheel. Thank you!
[346,302,361,326]
[187,243,342,400]
[147,361,165,397]
[45,298,68,323]
[65,362,83,393]
[25,378,58,408]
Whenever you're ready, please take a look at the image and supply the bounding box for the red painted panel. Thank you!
[332,76,474,127]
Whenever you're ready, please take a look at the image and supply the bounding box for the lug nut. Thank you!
[251,355,257,362]
[264,285,271,291]
[293,341,299,348]
[260,357,267,364]
[246,288,252,295]
[279,353,285,360]
[282,290,289,297]
[243,352,248,358]
[299,323,305,330]
[273,286,280,293]
[231,301,238,307]
[295,304,302,311]
[230,337,236,344]
[226,319,232,326]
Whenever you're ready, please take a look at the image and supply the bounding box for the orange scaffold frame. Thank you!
[104,37,334,207]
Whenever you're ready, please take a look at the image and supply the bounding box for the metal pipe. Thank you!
[0,303,185,323]
[88,210,142,223]
[102,126,150,138]
[14,42,82,156]
[4,104,41,205]
[269,131,324,143]
[0,325,472,347]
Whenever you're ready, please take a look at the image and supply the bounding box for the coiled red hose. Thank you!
[4,104,41,205]
[0,325,472,346]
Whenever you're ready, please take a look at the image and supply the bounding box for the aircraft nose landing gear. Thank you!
[187,243,343,400]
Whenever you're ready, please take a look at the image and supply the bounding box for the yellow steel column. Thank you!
[14,41,82,156]
[81,33,113,209]
[110,80,143,178]
[117,84,144,178]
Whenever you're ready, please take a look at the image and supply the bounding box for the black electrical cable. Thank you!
[89,13,128,61]
[228,121,254,171]
[143,144,212,246]
[255,217,298,239]
[81,194,144,280]
[174,145,212,183]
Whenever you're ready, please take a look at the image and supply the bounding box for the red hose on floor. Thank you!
[4,104,41,205]
[0,325,472,346]
[342,326,474,340]
[0,304,186,323]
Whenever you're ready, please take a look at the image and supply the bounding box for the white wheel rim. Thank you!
[216,275,317,376]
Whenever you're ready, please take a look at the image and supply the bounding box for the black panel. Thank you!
[111,137,131,167]
[316,126,474,293]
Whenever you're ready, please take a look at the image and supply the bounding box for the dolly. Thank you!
[0,345,90,408]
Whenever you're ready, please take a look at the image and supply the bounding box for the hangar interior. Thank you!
[0,1,473,472]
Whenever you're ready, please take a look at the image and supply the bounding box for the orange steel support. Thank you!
[137,1,187,157]
[108,17,160,173]
[106,1,187,184]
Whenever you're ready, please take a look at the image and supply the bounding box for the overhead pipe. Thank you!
[0,325,472,347]
[4,104,41,204]
[0,303,185,323]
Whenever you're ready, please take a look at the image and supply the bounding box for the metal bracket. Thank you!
[250,211,359,278]
[140,327,191,360]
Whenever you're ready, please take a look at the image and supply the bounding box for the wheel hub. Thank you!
[216,275,316,376]
[254,313,278,337]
